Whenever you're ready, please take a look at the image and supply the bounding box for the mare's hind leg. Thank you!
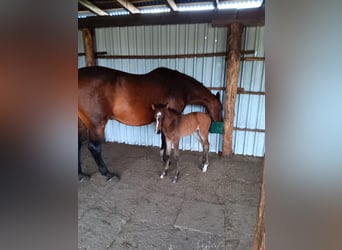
[160,140,172,179]
[88,127,120,181]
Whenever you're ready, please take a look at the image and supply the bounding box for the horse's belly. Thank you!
[114,114,153,126]
[112,102,154,126]
[111,84,171,126]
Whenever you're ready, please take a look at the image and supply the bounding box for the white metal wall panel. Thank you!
[78,25,265,156]
[78,30,86,68]
[78,30,84,52]
[233,26,265,156]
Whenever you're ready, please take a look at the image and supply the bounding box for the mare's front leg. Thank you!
[88,127,120,181]
[172,139,180,183]
[78,134,90,181]
[78,119,91,181]
[160,140,172,179]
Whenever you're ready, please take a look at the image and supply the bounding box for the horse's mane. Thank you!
[153,103,182,116]
[167,107,182,116]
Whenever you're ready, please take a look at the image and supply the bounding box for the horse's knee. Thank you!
[173,154,179,163]
[88,140,102,154]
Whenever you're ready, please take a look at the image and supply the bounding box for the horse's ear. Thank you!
[151,104,155,110]
[215,92,220,99]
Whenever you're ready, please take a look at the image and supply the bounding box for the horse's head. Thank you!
[151,103,167,134]
[207,92,223,121]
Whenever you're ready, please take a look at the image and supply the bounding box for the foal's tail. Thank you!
[194,129,203,144]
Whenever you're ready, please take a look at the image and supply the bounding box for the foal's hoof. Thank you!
[199,163,209,173]
[78,173,90,182]
[172,176,178,184]
[160,171,166,179]
[172,173,179,183]
[104,171,120,182]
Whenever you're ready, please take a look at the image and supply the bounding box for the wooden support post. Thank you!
[82,28,96,66]
[222,22,243,156]
[253,161,265,250]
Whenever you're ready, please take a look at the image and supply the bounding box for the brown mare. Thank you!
[78,66,222,181]
[152,104,212,183]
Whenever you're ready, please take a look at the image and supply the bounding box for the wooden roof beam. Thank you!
[79,0,108,16]
[114,0,140,14]
[165,0,178,11]
[78,8,264,28]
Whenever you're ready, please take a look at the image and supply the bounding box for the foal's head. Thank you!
[152,104,167,134]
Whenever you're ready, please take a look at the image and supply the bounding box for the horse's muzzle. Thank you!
[156,129,161,134]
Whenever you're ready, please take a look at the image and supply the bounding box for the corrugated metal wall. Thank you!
[234,26,265,156]
[78,24,265,156]
[78,30,86,67]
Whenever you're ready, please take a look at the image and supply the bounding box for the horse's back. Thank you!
[176,112,211,137]
[196,112,211,124]
[149,67,204,89]
[78,66,180,126]
[78,66,125,87]
[183,112,211,124]
[79,66,167,89]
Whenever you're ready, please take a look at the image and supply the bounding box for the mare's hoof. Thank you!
[105,171,120,182]
[78,173,90,182]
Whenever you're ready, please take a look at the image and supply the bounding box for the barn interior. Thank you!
[78,1,265,249]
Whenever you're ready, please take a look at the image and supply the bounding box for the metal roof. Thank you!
[78,0,265,28]
[79,0,264,14]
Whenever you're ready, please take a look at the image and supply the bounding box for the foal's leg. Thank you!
[88,127,120,181]
[172,139,180,183]
[197,130,209,172]
[201,141,209,172]
[160,140,172,179]
[160,132,167,162]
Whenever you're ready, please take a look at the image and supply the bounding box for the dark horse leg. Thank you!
[160,132,167,161]
[160,140,172,179]
[196,130,209,172]
[78,134,90,181]
[87,128,120,181]
[172,140,180,183]
[78,119,90,181]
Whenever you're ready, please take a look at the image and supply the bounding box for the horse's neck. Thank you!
[187,90,211,108]
[162,111,180,133]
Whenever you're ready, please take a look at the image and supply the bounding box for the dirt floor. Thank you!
[78,142,263,250]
